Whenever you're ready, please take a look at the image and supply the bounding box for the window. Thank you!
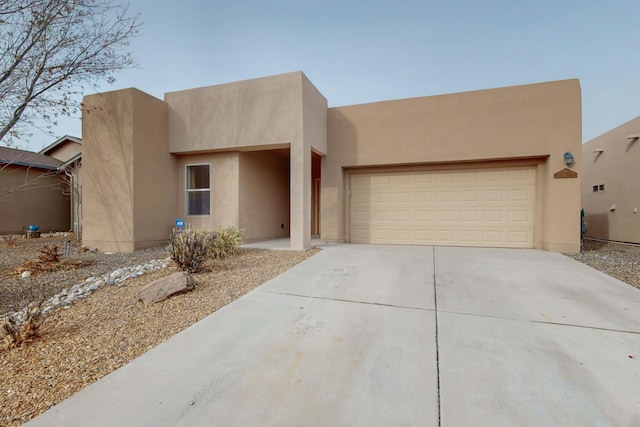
[592,184,605,192]
[186,165,210,215]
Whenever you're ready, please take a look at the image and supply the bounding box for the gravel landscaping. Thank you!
[0,235,318,426]
[568,238,640,290]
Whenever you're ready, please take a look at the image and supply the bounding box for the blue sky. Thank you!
[29,0,640,149]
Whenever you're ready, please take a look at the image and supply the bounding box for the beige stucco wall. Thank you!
[174,150,290,242]
[81,73,579,253]
[176,152,240,230]
[166,72,304,154]
[302,74,328,156]
[132,92,178,247]
[167,71,327,249]
[582,116,640,243]
[288,74,327,248]
[82,89,134,251]
[82,88,175,252]
[82,72,328,251]
[47,141,81,163]
[323,79,582,252]
[0,165,70,233]
[239,151,290,241]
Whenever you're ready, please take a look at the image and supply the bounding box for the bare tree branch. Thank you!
[0,146,68,199]
[0,167,64,198]
[0,0,141,145]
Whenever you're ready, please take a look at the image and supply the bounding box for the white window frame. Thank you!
[185,163,211,216]
[592,183,605,193]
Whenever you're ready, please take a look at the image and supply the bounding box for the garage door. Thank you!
[350,166,536,248]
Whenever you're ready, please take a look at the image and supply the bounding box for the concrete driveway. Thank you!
[25,245,640,426]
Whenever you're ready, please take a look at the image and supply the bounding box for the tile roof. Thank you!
[0,146,63,170]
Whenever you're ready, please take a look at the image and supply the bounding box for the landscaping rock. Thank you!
[137,272,196,304]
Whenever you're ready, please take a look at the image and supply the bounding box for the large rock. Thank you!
[137,272,196,304]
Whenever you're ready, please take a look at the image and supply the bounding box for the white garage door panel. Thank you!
[350,167,536,248]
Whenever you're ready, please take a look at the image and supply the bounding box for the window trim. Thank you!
[185,163,211,216]
[592,183,605,193]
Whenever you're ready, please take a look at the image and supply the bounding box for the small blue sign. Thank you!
[175,218,185,230]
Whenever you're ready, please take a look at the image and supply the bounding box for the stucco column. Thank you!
[290,140,311,250]
[83,88,174,253]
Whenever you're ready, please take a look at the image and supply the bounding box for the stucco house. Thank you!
[82,72,582,253]
[39,135,82,236]
[0,134,81,234]
[582,116,640,243]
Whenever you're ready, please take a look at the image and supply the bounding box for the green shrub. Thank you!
[169,228,215,273]
[210,226,243,260]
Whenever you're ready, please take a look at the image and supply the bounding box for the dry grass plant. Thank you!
[210,226,243,260]
[1,301,46,348]
[13,244,89,276]
[2,234,19,247]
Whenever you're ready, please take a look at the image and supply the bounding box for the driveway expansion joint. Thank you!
[433,246,442,426]
[437,308,640,335]
[258,290,433,312]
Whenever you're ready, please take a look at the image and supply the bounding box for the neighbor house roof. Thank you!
[60,152,82,169]
[39,135,82,156]
[0,146,63,170]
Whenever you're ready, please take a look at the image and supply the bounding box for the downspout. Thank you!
[62,165,80,240]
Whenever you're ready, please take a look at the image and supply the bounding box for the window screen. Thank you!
[186,165,210,215]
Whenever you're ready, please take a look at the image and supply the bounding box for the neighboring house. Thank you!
[582,116,640,243]
[0,145,68,234]
[39,135,82,236]
[82,71,582,253]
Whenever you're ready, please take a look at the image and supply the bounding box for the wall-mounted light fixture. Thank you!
[564,152,574,167]
[592,149,604,162]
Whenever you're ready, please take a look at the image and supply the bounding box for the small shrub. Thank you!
[169,228,214,273]
[22,301,46,340]
[1,315,20,347]
[39,245,60,263]
[1,301,47,348]
[210,226,243,260]
[2,234,19,247]
[14,244,76,276]
[15,258,89,276]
